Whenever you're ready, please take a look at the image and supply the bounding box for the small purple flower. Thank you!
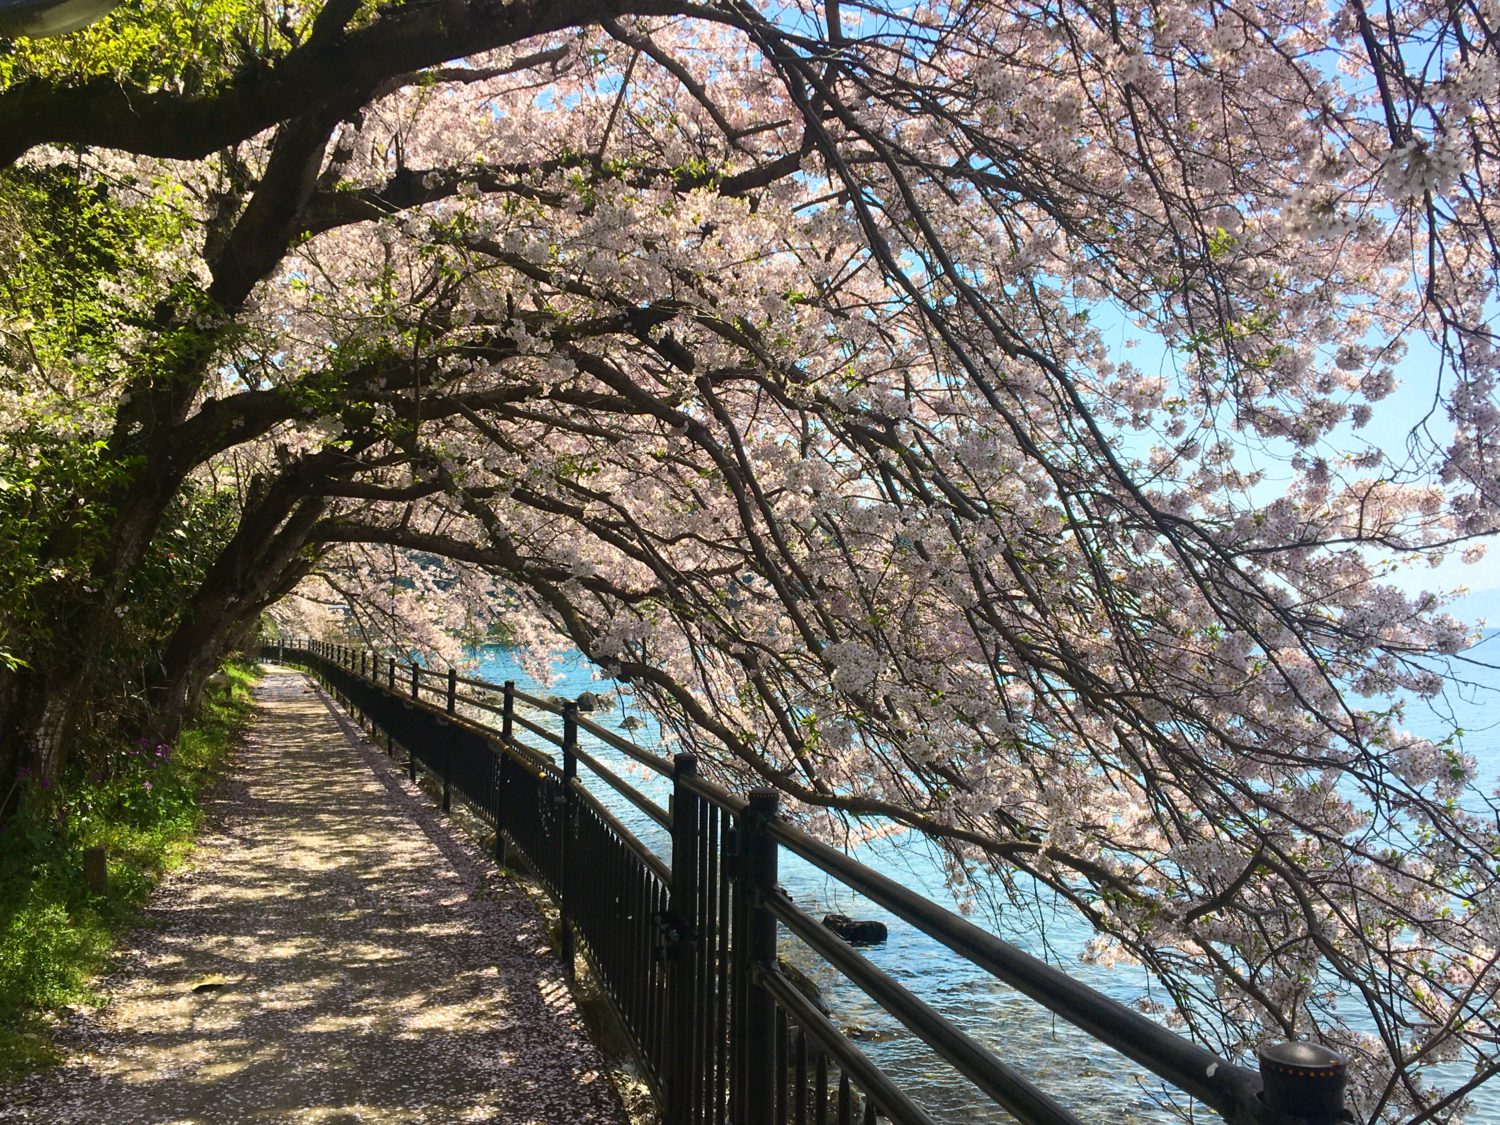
[142,780,152,792]
[40,776,51,791]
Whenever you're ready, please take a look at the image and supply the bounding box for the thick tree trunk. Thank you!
[154,485,330,740]
[0,112,348,787]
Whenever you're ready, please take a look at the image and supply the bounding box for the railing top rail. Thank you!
[496,679,675,778]
[509,709,565,749]
[508,684,553,711]
[452,688,505,717]
[679,766,750,815]
[767,892,1086,1125]
[570,744,671,831]
[761,816,1262,1122]
[571,711,673,777]
[454,669,505,691]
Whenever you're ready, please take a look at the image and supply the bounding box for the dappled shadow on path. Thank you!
[0,670,623,1124]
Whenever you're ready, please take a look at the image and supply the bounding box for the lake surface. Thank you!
[470,641,1500,1123]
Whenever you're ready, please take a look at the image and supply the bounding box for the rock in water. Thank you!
[575,690,604,712]
[822,913,888,944]
[777,958,830,1015]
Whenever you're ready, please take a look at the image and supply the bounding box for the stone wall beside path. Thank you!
[0,667,627,1125]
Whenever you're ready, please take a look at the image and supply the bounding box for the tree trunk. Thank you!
[154,486,329,740]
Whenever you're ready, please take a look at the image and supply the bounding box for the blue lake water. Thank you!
[469,640,1500,1123]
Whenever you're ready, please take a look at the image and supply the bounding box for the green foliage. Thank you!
[0,163,187,385]
[0,660,257,1086]
[0,0,282,92]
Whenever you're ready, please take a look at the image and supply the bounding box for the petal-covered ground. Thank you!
[0,668,626,1124]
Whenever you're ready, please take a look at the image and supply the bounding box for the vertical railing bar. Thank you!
[632,856,643,1042]
[441,667,456,813]
[559,701,578,983]
[696,795,712,1125]
[496,680,514,866]
[655,867,668,1076]
[796,1027,808,1125]
[716,805,732,1125]
[668,753,701,1125]
[743,789,780,1125]
[777,1007,791,1125]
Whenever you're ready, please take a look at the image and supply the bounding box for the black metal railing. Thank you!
[262,638,1351,1125]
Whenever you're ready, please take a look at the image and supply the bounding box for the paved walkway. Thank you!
[0,668,625,1124]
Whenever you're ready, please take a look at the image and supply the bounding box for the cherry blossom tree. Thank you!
[3,0,1499,1117]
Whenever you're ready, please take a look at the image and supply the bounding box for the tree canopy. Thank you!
[2,0,1499,1117]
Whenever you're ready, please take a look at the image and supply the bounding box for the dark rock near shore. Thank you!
[619,716,645,731]
[844,1025,898,1043]
[822,913,888,945]
[777,958,829,1015]
[575,690,606,712]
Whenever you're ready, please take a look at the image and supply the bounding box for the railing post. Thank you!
[559,701,578,983]
[494,680,515,868]
[741,788,780,1125]
[407,661,419,783]
[356,652,367,729]
[388,656,395,690]
[1257,1043,1346,1124]
[410,660,419,700]
[441,668,457,813]
[667,753,702,1125]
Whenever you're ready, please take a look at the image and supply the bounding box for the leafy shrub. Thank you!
[0,660,257,1084]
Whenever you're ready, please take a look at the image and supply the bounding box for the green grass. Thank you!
[0,661,259,1085]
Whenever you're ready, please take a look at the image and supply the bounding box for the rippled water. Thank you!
[472,642,1500,1122]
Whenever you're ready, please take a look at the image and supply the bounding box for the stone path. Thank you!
[0,668,625,1124]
